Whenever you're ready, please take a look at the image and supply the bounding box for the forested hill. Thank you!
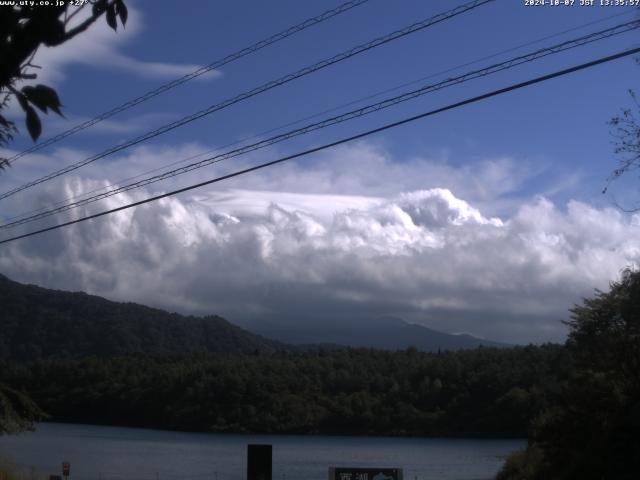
[1,345,570,437]
[0,274,284,360]
[0,274,507,361]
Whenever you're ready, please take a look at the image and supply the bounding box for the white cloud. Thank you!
[209,142,555,217]
[0,172,637,345]
[19,3,219,86]
[0,141,630,345]
[0,111,181,140]
[1,141,540,221]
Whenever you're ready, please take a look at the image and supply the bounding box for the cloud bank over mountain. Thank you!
[1,173,637,344]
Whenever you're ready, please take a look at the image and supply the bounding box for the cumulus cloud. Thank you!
[0,175,637,344]
[0,141,561,227]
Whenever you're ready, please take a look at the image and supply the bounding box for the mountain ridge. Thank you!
[0,274,506,360]
[0,274,284,360]
[242,314,508,351]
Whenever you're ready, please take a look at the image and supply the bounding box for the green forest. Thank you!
[0,269,638,479]
[0,344,568,437]
[497,269,640,480]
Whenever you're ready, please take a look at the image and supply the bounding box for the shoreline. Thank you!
[24,420,528,441]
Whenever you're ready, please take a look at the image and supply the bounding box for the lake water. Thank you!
[0,423,524,480]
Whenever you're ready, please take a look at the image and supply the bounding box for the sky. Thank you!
[0,0,639,344]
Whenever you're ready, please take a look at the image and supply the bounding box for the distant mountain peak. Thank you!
[242,315,508,352]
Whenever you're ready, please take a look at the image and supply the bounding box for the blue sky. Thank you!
[0,0,639,343]
[7,1,637,190]
[11,0,637,203]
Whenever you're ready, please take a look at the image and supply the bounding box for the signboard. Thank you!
[62,462,70,478]
[329,468,403,480]
[247,444,272,480]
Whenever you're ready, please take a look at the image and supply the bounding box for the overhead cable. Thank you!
[7,7,633,226]
[3,19,638,230]
[5,0,371,164]
[1,46,637,245]
[0,0,496,201]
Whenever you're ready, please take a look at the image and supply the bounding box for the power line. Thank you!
[3,19,637,230]
[0,0,496,201]
[6,8,633,226]
[1,46,637,246]
[5,0,371,164]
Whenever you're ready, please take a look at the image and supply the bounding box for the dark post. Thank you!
[247,444,272,480]
[62,462,70,480]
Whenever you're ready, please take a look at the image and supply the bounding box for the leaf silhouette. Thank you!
[25,106,42,141]
[22,85,63,116]
[106,3,117,31]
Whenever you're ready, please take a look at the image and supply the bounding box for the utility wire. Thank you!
[3,19,638,230]
[0,0,495,201]
[5,0,371,164]
[1,46,637,246]
[6,7,633,226]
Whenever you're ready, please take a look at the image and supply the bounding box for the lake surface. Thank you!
[0,423,524,480]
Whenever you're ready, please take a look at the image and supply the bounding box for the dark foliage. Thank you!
[0,0,127,167]
[0,273,573,438]
[498,269,640,480]
[0,344,569,437]
[605,87,640,199]
[0,383,46,435]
